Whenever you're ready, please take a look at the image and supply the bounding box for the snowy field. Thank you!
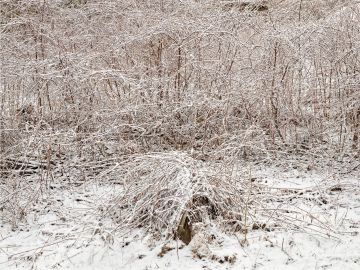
[1,164,359,270]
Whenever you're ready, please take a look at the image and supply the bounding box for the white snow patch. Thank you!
[1,167,359,270]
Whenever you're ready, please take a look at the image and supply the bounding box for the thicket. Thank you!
[1,0,359,237]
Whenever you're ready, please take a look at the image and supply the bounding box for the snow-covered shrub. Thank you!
[103,152,246,240]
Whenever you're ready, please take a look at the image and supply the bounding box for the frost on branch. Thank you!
[103,152,244,243]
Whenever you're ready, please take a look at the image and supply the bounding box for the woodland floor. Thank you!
[1,162,359,270]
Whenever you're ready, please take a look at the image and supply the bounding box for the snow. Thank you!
[1,166,359,270]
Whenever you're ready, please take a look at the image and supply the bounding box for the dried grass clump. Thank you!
[104,152,244,238]
[0,176,40,230]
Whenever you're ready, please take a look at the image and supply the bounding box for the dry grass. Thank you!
[102,152,244,237]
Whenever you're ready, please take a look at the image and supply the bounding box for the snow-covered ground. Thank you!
[1,165,359,270]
